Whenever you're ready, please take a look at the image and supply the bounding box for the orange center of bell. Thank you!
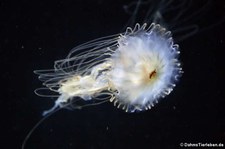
[149,69,156,79]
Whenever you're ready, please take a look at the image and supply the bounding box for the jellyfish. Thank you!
[34,0,221,115]
[34,0,219,116]
[35,22,183,116]
[33,0,197,116]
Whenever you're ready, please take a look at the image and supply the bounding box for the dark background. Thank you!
[1,0,225,149]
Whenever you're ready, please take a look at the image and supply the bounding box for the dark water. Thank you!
[1,0,225,149]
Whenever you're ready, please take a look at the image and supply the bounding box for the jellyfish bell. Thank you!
[109,23,182,112]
